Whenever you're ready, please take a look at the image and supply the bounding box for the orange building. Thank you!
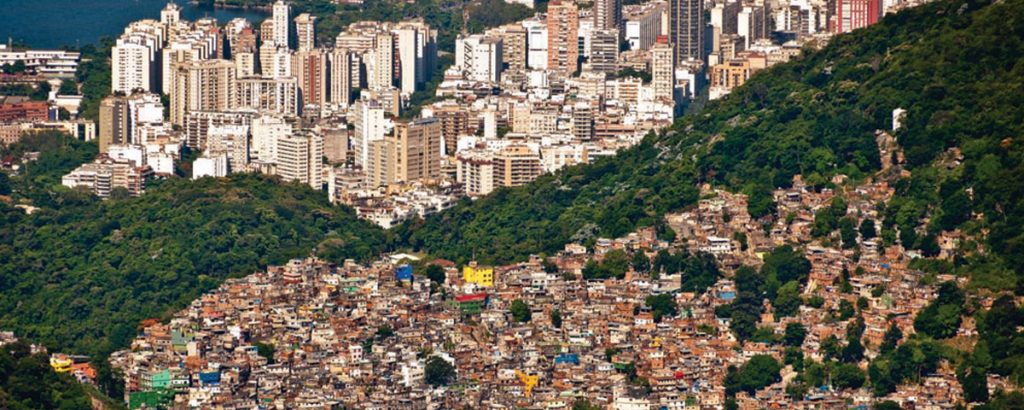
[0,101,48,123]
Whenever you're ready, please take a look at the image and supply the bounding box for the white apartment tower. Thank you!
[276,131,324,189]
[160,2,181,26]
[250,115,292,163]
[523,20,548,70]
[393,21,437,95]
[329,49,356,107]
[351,99,387,168]
[455,34,504,83]
[651,38,675,102]
[272,0,291,47]
[112,42,154,93]
[294,13,317,51]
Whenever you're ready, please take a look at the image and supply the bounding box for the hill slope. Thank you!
[399,0,1024,289]
[0,171,387,357]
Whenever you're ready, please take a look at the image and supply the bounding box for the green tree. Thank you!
[775,281,803,317]
[874,401,901,410]
[833,363,866,389]
[424,356,456,387]
[839,217,858,248]
[960,366,989,403]
[255,342,276,364]
[550,309,562,328]
[784,322,807,347]
[761,245,812,285]
[631,251,651,274]
[0,172,10,195]
[571,399,603,410]
[859,219,877,240]
[913,282,964,339]
[838,300,856,320]
[424,264,446,285]
[726,355,782,395]
[510,299,532,323]
[645,293,678,322]
[3,60,27,74]
[841,337,864,363]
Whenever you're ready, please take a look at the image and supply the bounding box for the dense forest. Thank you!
[0,135,388,359]
[398,0,1024,293]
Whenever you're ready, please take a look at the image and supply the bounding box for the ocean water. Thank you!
[0,0,269,49]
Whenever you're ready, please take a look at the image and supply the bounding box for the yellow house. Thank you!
[50,354,73,373]
[463,263,494,287]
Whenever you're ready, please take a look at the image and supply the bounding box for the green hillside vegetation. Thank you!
[0,140,387,358]
[399,0,1024,291]
[1,131,98,204]
[0,341,92,410]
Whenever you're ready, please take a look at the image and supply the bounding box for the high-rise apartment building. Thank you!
[524,20,548,70]
[127,92,165,145]
[495,144,542,188]
[260,19,276,44]
[276,131,323,189]
[351,99,387,168]
[594,0,623,33]
[456,150,496,196]
[365,138,395,187]
[625,2,667,50]
[160,2,181,26]
[99,96,129,153]
[206,125,250,172]
[670,0,704,63]
[546,0,580,75]
[833,0,881,33]
[292,49,329,108]
[367,32,395,91]
[431,103,470,156]
[651,37,675,102]
[170,59,236,127]
[392,118,442,183]
[272,0,291,47]
[250,114,291,163]
[588,29,620,73]
[571,103,594,141]
[112,42,153,94]
[184,110,254,152]
[501,24,528,72]
[329,49,357,107]
[737,5,768,49]
[455,34,504,83]
[235,76,299,116]
[393,21,438,94]
[294,13,316,51]
[267,45,293,79]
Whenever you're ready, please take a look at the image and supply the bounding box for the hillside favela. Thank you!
[0,0,1023,408]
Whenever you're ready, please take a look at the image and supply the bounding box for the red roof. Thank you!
[455,293,488,303]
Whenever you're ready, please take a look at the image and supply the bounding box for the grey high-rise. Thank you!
[670,0,704,63]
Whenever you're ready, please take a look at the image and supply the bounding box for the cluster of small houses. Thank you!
[36,173,997,409]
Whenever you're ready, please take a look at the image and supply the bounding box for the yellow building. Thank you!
[463,263,494,287]
[50,354,73,373]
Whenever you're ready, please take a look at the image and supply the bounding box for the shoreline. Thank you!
[190,1,273,12]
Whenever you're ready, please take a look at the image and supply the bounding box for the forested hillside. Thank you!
[0,341,92,410]
[0,138,387,357]
[399,0,1024,290]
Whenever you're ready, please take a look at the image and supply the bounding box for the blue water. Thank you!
[0,0,269,49]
